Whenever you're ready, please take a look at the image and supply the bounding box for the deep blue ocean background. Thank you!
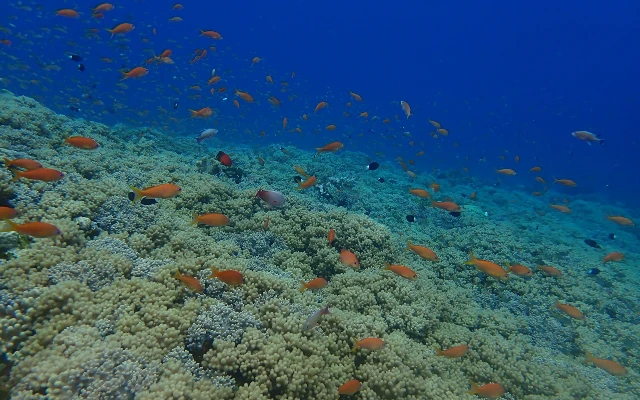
[2,0,639,205]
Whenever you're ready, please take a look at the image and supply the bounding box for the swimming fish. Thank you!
[435,344,469,358]
[366,162,379,171]
[352,337,385,352]
[1,220,61,238]
[173,271,203,292]
[196,128,217,144]
[405,241,438,261]
[584,239,601,249]
[465,251,509,281]
[130,184,181,203]
[12,168,64,182]
[302,305,329,331]
[572,130,604,145]
[339,249,359,268]
[338,379,362,395]
[191,213,229,226]
[467,381,505,399]
[585,351,627,376]
[315,141,344,155]
[299,278,328,292]
[64,136,99,149]
[0,206,18,220]
[216,151,232,167]
[209,268,244,285]
[256,189,286,207]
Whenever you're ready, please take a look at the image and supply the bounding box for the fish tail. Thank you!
[314,148,323,155]
[3,158,12,168]
[467,380,480,395]
[434,346,443,356]
[405,241,412,251]
[1,219,17,233]
[464,251,476,265]
[506,263,512,272]
[430,200,436,208]
[190,213,199,225]
[10,169,21,182]
[173,271,182,279]
[209,267,219,279]
[351,343,359,353]
[188,109,197,118]
[585,350,595,363]
[105,28,114,38]
[298,282,307,292]
[129,186,144,203]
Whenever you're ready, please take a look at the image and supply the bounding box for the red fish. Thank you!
[216,151,232,167]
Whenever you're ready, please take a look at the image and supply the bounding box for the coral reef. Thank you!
[0,93,638,399]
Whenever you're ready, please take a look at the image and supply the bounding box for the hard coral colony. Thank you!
[0,4,637,400]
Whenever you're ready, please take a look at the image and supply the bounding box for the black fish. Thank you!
[609,233,616,240]
[77,64,86,72]
[69,106,81,112]
[406,215,417,222]
[127,192,157,205]
[449,211,461,218]
[461,193,467,198]
[366,162,379,171]
[378,178,385,183]
[587,268,601,276]
[173,100,179,109]
[293,176,302,183]
[584,239,602,249]
[68,54,82,62]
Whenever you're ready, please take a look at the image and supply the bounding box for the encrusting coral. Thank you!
[0,92,639,399]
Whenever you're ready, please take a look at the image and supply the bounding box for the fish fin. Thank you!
[506,263,512,272]
[405,240,411,251]
[10,169,21,182]
[3,158,11,168]
[190,213,199,225]
[434,346,443,356]
[1,219,17,233]
[173,271,182,279]
[467,380,480,395]
[298,282,307,292]
[209,267,219,279]
[351,343,359,353]
[129,186,144,203]
[585,350,594,363]
[464,251,476,265]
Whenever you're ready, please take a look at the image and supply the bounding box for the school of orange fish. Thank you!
[0,2,636,398]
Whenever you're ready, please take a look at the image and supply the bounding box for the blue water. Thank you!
[1,0,639,205]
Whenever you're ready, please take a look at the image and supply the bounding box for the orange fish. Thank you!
[268,96,281,107]
[314,101,328,114]
[200,30,223,39]
[251,56,261,66]
[191,213,229,227]
[207,76,221,85]
[0,207,18,220]
[585,351,627,376]
[603,252,624,263]
[263,216,270,230]
[293,165,308,178]
[299,277,328,292]
[506,263,532,277]
[416,150,424,156]
[496,168,516,175]
[538,265,562,276]
[173,4,184,10]
[529,166,542,172]
[315,141,344,155]
[12,168,64,182]
[120,67,148,80]
[327,229,335,246]
[430,182,440,192]
[56,9,79,18]
[209,268,244,285]
[535,176,546,184]
[349,91,363,101]
[431,200,461,212]
[168,17,183,22]
[282,117,288,131]
[297,176,317,190]
[107,23,135,37]
[429,119,441,128]
[173,271,203,292]
[338,379,362,395]
[325,124,337,131]
[467,381,505,399]
[409,188,431,198]
[65,136,98,150]
[436,128,449,136]
[1,220,61,238]
[554,301,585,320]
[383,264,417,280]
[405,241,438,261]
[266,75,273,83]
[550,204,571,213]
[606,215,634,226]
[359,112,368,118]
[94,3,114,12]
[400,101,411,118]
[189,107,213,118]
[465,251,508,281]
[435,344,468,358]
[339,249,359,268]
[352,337,385,352]
[235,89,254,103]
[4,158,42,170]
[130,183,181,202]
[553,178,577,187]
[233,99,240,108]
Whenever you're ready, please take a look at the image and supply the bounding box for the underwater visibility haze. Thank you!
[0,0,639,399]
